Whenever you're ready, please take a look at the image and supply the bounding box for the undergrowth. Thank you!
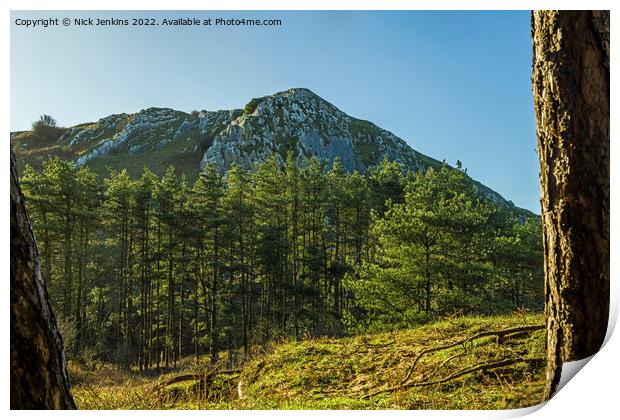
[71,313,545,410]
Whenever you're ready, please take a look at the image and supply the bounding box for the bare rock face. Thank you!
[200,88,419,174]
[75,108,186,166]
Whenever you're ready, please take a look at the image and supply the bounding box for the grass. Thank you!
[70,312,545,410]
[414,150,445,171]
[11,109,238,182]
[348,118,384,139]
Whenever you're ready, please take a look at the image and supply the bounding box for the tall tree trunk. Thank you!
[62,212,73,319]
[139,224,147,372]
[145,205,152,369]
[167,226,175,368]
[531,10,609,400]
[194,254,199,364]
[10,152,76,409]
[127,221,135,367]
[155,220,162,369]
[424,241,431,314]
[74,222,88,356]
[41,211,52,285]
[210,227,219,363]
[179,240,185,362]
[244,260,252,358]
[292,201,300,342]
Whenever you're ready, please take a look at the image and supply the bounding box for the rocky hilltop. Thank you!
[11,88,516,208]
[202,88,420,173]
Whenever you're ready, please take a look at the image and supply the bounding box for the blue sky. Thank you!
[11,10,540,212]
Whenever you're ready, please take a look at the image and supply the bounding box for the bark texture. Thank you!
[531,10,610,400]
[10,151,76,409]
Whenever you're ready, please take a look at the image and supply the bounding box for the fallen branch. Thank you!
[153,368,241,391]
[366,340,396,348]
[362,356,544,399]
[399,324,544,385]
[423,352,466,381]
[405,357,544,388]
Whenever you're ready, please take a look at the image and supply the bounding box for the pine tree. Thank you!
[253,156,289,339]
[155,166,182,367]
[299,157,328,334]
[73,166,101,355]
[368,156,406,216]
[134,168,157,370]
[532,10,609,399]
[191,163,225,362]
[103,169,136,367]
[222,163,254,358]
[18,154,545,368]
[285,152,302,341]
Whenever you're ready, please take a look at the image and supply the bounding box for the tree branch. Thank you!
[362,356,544,399]
[153,368,241,391]
[399,324,544,385]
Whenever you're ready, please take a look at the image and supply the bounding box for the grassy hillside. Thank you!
[10,113,210,181]
[70,313,545,410]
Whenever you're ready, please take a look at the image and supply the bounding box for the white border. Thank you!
[0,1,618,11]
[3,2,618,419]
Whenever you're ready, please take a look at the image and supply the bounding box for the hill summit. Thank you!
[12,87,516,208]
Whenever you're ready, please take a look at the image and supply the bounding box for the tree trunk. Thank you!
[210,227,219,363]
[10,151,76,409]
[531,10,609,400]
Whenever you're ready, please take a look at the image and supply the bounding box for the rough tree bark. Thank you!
[10,151,76,409]
[531,10,610,400]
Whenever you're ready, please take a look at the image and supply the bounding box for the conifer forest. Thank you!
[21,154,543,371]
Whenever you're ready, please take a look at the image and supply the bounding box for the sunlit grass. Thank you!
[71,312,545,410]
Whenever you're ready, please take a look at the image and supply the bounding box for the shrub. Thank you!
[243,98,262,115]
[32,114,57,131]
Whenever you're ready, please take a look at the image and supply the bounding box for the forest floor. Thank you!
[69,313,546,410]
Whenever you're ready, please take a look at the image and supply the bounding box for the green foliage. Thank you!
[345,166,543,331]
[348,118,383,138]
[32,114,58,129]
[491,217,544,310]
[21,155,543,372]
[368,156,406,216]
[243,98,262,115]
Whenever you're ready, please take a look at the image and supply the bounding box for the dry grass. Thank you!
[71,312,545,410]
